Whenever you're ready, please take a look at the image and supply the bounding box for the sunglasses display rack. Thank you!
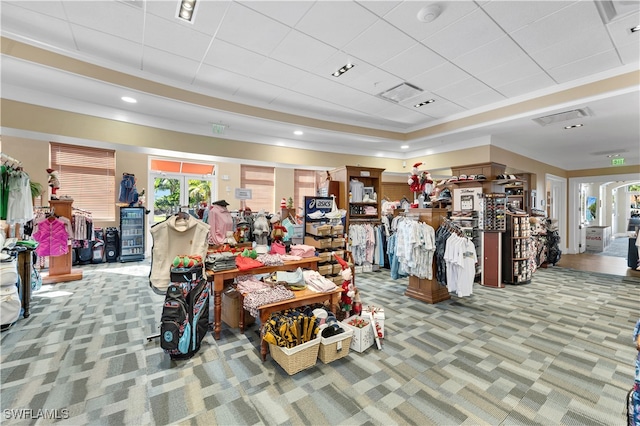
[479,193,507,232]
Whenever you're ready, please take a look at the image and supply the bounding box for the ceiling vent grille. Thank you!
[377,82,423,104]
[532,108,591,126]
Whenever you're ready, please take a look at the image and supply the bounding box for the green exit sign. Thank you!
[611,158,625,166]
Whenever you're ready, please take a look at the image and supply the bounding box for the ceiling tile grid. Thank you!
[1,0,638,170]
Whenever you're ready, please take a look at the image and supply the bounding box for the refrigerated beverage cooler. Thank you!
[119,207,145,262]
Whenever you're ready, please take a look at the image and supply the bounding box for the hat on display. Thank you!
[477,174,487,180]
[212,199,230,207]
[448,176,458,183]
[459,174,468,180]
[438,188,452,200]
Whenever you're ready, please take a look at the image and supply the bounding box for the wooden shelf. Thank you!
[330,165,385,231]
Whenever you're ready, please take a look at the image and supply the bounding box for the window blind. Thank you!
[50,142,116,220]
[294,170,318,211]
[240,165,274,213]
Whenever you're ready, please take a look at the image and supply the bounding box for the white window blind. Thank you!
[50,142,116,220]
[240,165,274,213]
[294,170,318,211]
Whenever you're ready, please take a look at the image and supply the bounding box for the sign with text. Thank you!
[235,188,252,200]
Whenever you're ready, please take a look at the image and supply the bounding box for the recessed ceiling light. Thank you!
[121,96,137,103]
[331,63,355,77]
[414,99,435,108]
[631,25,640,33]
[293,130,303,135]
[401,145,409,149]
[177,0,197,22]
[564,124,584,129]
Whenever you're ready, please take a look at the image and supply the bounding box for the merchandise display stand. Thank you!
[479,193,506,288]
[329,165,385,231]
[502,212,531,284]
[403,208,451,304]
[43,199,83,284]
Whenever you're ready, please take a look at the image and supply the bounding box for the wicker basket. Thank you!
[269,336,320,375]
[318,324,353,364]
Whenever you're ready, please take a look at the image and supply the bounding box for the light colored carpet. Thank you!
[1,261,638,425]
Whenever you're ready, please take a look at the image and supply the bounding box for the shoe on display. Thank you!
[307,211,325,219]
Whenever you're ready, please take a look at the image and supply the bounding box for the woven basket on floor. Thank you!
[318,324,353,364]
[269,336,320,375]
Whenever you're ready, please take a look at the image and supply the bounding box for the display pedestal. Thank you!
[42,199,83,284]
[402,208,451,304]
[406,275,451,304]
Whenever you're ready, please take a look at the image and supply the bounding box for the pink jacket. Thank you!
[208,205,234,245]
[33,217,70,257]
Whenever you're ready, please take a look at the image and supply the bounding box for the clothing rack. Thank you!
[1,153,22,169]
[440,217,467,238]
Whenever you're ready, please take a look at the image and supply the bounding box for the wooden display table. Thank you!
[248,286,342,361]
[206,256,321,340]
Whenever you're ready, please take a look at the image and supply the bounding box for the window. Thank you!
[294,170,318,210]
[240,165,274,213]
[50,142,116,220]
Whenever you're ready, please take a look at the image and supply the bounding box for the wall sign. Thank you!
[235,188,252,200]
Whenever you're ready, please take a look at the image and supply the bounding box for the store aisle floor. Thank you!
[1,262,638,425]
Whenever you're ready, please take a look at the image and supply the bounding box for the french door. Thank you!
[149,173,216,224]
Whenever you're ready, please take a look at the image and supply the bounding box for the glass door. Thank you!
[150,173,215,224]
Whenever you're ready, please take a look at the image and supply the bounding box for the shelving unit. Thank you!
[502,212,531,284]
[479,193,507,288]
[302,196,345,284]
[329,166,385,232]
[119,206,145,262]
[495,179,529,212]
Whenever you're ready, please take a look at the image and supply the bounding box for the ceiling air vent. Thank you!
[532,108,591,126]
[377,82,423,104]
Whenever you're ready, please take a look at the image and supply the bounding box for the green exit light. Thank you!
[611,158,625,166]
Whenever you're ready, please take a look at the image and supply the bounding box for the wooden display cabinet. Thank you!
[329,166,385,231]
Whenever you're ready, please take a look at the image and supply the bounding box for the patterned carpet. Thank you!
[594,237,629,258]
[1,261,638,426]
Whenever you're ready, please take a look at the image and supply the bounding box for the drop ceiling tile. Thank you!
[215,2,290,56]
[193,64,243,98]
[232,79,283,105]
[147,0,227,34]
[270,90,363,122]
[352,96,396,115]
[294,1,378,50]
[143,14,213,61]
[494,72,557,98]
[474,56,544,88]
[142,47,201,85]
[433,78,490,102]
[269,30,337,72]
[71,25,142,70]
[4,0,67,19]
[457,88,506,109]
[452,36,528,76]
[380,44,447,81]
[290,74,364,107]
[547,49,622,83]
[251,59,310,89]
[62,0,144,42]
[424,8,505,60]
[419,98,466,119]
[411,62,470,93]
[356,1,402,17]
[344,20,416,65]
[0,3,77,51]
[242,1,314,27]
[375,104,430,126]
[617,42,640,65]
[203,39,266,76]
[481,0,576,33]
[385,1,480,42]
[530,24,614,69]
[344,66,403,95]
[510,1,603,53]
